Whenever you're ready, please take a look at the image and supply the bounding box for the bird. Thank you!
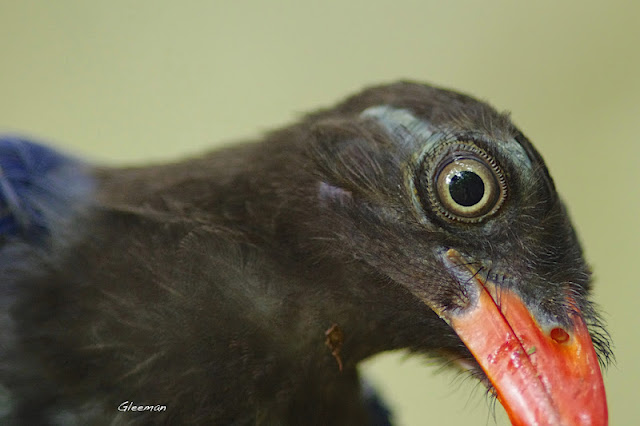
[0,82,611,425]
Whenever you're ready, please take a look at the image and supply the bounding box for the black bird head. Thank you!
[0,82,611,425]
[300,83,611,424]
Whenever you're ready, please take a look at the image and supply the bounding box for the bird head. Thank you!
[301,82,611,425]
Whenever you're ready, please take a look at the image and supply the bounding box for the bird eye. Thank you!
[421,143,506,223]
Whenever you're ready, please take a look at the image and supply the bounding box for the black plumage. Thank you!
[0,82,611,425]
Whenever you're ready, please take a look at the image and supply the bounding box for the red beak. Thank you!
[441,249,607,426]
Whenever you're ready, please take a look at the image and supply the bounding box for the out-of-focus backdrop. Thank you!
[1,1,638,424]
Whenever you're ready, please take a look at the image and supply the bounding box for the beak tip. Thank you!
[441,251,608,426]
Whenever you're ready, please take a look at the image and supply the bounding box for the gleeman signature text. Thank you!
[118,401,167,412]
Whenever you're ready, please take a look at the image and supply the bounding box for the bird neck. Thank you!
[93,137,445,420]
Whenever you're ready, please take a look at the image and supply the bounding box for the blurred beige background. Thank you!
[1,1,638,424]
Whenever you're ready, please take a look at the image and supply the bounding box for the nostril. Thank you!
[550,327,570,344]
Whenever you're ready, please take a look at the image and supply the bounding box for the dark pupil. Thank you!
[449,171,484,207]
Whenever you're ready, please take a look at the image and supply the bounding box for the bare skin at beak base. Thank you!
[439,249,607,426]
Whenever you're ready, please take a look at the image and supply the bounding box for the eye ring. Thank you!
[421,142,507,223]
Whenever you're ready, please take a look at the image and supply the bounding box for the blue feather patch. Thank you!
[362,380,393,426]
[0,136,94,242]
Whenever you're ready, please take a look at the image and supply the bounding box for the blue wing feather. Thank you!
[362,380,394,426]
[0,136,94,243]
[0,136,96,423]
